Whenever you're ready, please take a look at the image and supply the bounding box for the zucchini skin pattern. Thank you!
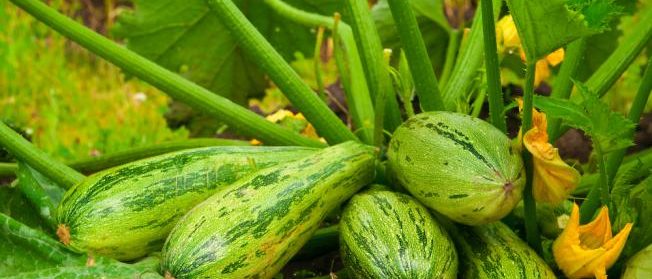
[341,189,458,279]
[56,146,317,260]
[387,112,525,225]
[161,141,375,279]
[454,222,556,279]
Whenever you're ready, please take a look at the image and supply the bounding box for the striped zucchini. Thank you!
[453,222,556,278]
[56,146,317,260]
[161,141,375,279]
[340,189,458,279]
[387,112,524,225]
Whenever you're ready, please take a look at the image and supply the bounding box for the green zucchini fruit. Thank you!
[56,146,317,260]
[161,141,375,279]
[340,189,458,279]
[453,222,556,278]
[387,112,524,225]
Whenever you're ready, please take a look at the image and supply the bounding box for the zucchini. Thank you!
[340,189,458,278]
[387,112,524,225]
[56,146,317,260]
[161,141,375,279]
[452,221,556,278]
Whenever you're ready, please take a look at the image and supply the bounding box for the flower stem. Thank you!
[480,0,506,133]
[580,142,610,223]
[8,0,322,148]
[344,0,402,133]
[206,0,356,145]
[522,61,542,253]
[314,26,327,103]
[263,0,375,144]
[0,120,84,188]
[547,38,586,142]
[386,0,444,112]
[440,29,461,88]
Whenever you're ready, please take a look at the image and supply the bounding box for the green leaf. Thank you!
[114,0,341,104]
[532,95,592,130]
[506,0,621,60]
[612,175,652,258]
[576,82,636,153]
[533,82,635,153]
[0,212,162,278]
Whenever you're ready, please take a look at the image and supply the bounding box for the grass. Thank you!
[0,0,188,161]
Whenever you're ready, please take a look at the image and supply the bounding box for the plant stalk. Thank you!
[206,0,356,145]
[0,120,84,188]
[605,57,652,185]
[521,62,542,253]
[580,142,610,223]
[440,29,461,88]
[386,0,444,112]
[344,0,402,133]
[314,26,327,103]
[547,39,587,142]
[580,58,652,222]
[0,138,248,180]
[9,0,322,148]
[263,0,375,144]
[586,6,652,98]
[479,0,506,133]
[442,0,502,110]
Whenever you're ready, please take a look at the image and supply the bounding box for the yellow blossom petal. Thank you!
[496,15,521,49]
[553,204,633,279]
[534,59,551,87]
[546,48,565,66]
[522,106,580,203]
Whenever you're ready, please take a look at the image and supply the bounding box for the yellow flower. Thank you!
[553,204,633,279]
[250,109,324,145]
[496,15,565,86]
[520,101,580,203]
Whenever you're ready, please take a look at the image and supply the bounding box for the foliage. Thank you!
[0,0,187,161]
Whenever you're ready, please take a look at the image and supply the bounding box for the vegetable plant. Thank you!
[1,0,651,278]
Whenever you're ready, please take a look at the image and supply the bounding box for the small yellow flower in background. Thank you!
[517,100,580,203]
[496,15,565,86]
[553,204,633,279]
[249,109,324,145]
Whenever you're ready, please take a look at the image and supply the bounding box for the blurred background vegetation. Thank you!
[0,0,188,161]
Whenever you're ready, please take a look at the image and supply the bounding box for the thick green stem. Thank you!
[0,121,84,188]
[521,62,542,253]
[442,0,502,110]
[580,143,609,223]
[440,29,461,88]
[206,0,355,145]
[605,58,652,185]
[344,0,402,133]
[586,6,652,98]
[263,0,374,145]
[0,138,248,180]
[9,0,321,148]
[0,162,17,178]
[547,39,587,142]
[386,0,444,112]
[480,0,506,132]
